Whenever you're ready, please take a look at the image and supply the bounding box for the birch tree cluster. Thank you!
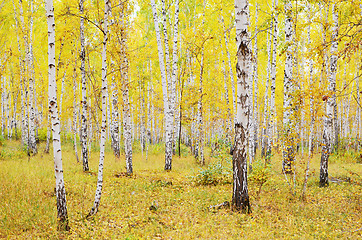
[0,0,361,223]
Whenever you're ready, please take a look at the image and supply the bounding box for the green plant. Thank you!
[190,163,232,186]
[249,159,271,199]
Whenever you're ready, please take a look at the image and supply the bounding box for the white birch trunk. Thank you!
[171,0,180,155]
[269,0,278,154]
[89,0,109,216]
[28,0,37,154]
[252,8,259,155]
[19,0,29,150]
[1,79,3,137]
[282,1,295,174]
[320,4,338,187]
[46,0,68,229]
[262,19,272,159]
[80,0,89,171]
[119,10,133,174]
[232,0,251,213]
[221,15,236,122]
[111,67,120,158]
[73,68,79,163]
[150,0,173,170]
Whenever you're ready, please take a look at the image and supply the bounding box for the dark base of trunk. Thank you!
[57,216,70,231]
[283,160,293,174]
[319,175,329,187]
[232,197,252,214]
[83,161,89,172]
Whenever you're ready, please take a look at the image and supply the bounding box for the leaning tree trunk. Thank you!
[320,4,338,187]
[88,0,109,216]
[232,0,251,214]
[150,0,173,170]
[282,1,296,175]
[80,0,89,172]
[46,0,69,230]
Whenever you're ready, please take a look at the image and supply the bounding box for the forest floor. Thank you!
[0,139,361,239]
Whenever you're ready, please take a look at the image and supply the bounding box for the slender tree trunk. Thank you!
[73,66,79,163]
[320,4,338,187]
[268,0,278,158]
[119,10,133,175]
[80,0,89,172]
[262,19,272,160]
[356,67,361,149]
[221,15,236,123]
[282,1,295,175]
[89,0,109,216]
[252,8,259,155]
[302,3,314,200]
[46,0,69,230]
[111,69,120,158]
[28,0,37,154]
[150,0,173,170]
[197,53,204,165]
[232,0,251,214]
[222,48,232,143]
[171,0,180,155]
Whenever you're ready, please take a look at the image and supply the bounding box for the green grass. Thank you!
[0,140,361,239]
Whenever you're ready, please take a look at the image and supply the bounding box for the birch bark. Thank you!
[73,67,79,163]
[80,0,89,171]
[46,0,69,229]
[232,0,251,213]
[28,0,37,154]
[320,4,338,187]
[119,9,133,175]
[89,0,109,216]
[111,66,120,158]
[269,0,278,156]
[150,0,173,170]
[221,15,236,122]
[282,1,295,174]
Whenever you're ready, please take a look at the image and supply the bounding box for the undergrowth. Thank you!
[0,139,361,239]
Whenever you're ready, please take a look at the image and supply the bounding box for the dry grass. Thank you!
[0,140,361,239]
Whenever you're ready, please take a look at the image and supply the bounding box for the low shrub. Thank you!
[190,163,232,186]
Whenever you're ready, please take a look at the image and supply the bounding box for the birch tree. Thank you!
[268,0,278,160]
[282,1,296,175]
[150,0,173,170]
[111,69,120,159]
[232,0,251,213]
[117,6,133,175]
[28,0,37,154]
[46,0,69,230]
[89,0,109,216]
[320,4,338,187]
[80,0,89,172]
